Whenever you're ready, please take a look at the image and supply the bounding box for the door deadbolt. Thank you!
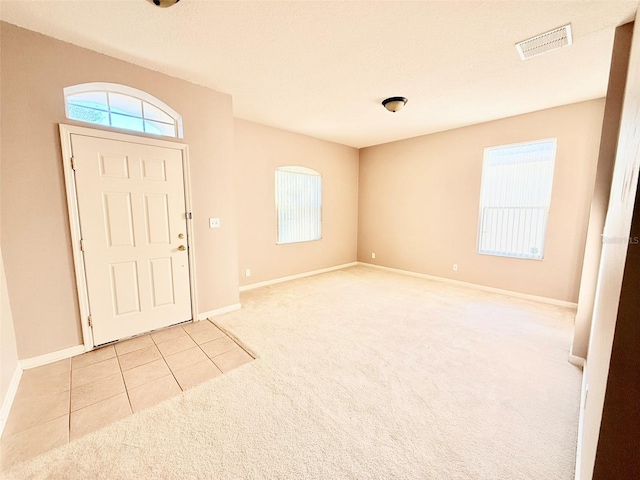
[178,233,184,239]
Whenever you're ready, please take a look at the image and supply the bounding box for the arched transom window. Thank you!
[275,166,322,244]
[64,83,183,138]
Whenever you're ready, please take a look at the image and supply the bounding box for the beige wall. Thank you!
[234,119,358,286]
[0,23,239,359]
[572,23,633,361]
[578,9,640,478]
[358,100,605,303]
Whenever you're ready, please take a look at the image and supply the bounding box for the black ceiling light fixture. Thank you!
[147,0,181,7]
[382,97,408,113]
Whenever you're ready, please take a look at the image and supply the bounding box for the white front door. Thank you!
[70,133,192,346]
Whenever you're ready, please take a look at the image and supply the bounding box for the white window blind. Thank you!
[477,139,556,260]
[275,166,322,244]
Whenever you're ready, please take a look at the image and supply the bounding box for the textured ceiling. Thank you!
[0,0,637,148]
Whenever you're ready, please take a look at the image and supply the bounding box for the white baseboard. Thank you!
[197,303,242,321]
[358,262,578,309]
[20,344,86,370]
[239,262,358,292]
[0,364,23,437]
[568,354,586,368]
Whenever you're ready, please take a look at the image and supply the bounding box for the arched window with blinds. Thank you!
[275,166,322,244]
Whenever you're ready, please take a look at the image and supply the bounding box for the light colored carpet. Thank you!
[2,266,582,479]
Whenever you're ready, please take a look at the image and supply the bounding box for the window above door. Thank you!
[64,83,183,139]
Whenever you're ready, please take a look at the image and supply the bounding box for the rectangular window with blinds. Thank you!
[477,139,557,260]
[275,166,322,244]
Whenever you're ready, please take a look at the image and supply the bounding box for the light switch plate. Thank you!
[209,217,221,229]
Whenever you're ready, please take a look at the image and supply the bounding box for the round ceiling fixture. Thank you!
[382,97,408,113]
[147,0,181,7]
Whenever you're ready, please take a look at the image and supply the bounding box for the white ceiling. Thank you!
[0,0,637,148]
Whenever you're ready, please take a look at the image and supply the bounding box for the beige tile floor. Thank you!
[0,319,253,471]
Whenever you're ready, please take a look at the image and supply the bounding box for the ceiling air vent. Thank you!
[515,24,573,60]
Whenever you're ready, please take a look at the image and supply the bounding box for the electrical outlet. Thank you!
[453,264,458,271]
[372,252,376,259]
[245,268,251,277]
[209,217,221,229]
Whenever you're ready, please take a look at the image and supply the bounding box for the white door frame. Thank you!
[59,124,199,351]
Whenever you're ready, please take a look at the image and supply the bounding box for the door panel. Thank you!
[149,257,175,307]
[100,154,130,178]
[103,192,135,247]
[144,193,171,244]
[110,261,141,315]
[71,134,191,346]
[141,158,167,181]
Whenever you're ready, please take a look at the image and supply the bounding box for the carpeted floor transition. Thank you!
[2,266,582,479]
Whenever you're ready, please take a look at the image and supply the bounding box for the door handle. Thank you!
[178,245,186,251]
